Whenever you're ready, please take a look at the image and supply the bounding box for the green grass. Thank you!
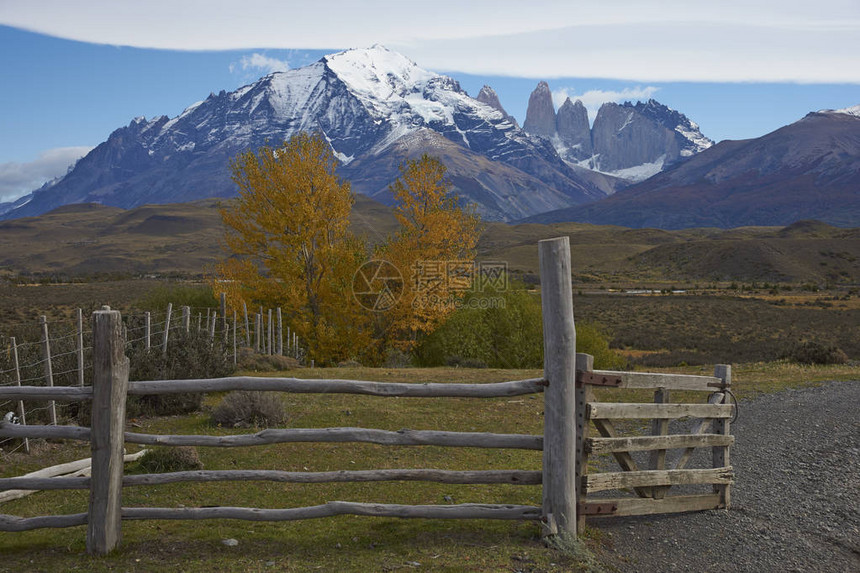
[1,364,855,571]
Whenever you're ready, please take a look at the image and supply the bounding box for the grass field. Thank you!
[0,363,856,572]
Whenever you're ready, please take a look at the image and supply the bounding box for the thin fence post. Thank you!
[233,310,238,366]
[538,236,577,539]
[243,302,250,347]
[197,312,202,332]
[268,309,273,356]
[182,306,191,333]
[40,315,57,425]
[205,309,211,334]
[77,308,85,387]
[286,326,291,356]
[162,303,172,356]
[220,293,227,342]
[144,312,151,351]
[210,311,217,340]
[714,364,732,509]
[10,337,29,454]
[87,306,129,555]
[293,332,298,359]
[277,308,283,356]
[255,314,261,353]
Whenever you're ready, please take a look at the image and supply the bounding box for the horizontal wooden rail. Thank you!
[584,467,734,493]
[0,386,91,402]
[121,502,542,522]
[586,434,735,454]
[590,370,723,392]
[587,402,734,420]
[129,377,547,397]
[584,494,723,517]
[0,469,542,492]
[0,512,88,532]
[0,378,547,402]
[0,502,542,532]
[0,423,543,450]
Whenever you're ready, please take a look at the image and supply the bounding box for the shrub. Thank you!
[212,391,287,428]
[137,446,203,473]
[237,348,300,371]
[126,329,235,417]
[136,283,218,311]
[382,348,412,368]
[781,340,848,365]
[414,284,627,370]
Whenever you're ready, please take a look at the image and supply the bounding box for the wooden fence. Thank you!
[0,237,735,555]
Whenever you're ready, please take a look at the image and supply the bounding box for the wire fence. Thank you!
[0,300,305,456]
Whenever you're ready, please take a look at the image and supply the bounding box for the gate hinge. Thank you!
[576,371,623,387]
[578,502,618,516]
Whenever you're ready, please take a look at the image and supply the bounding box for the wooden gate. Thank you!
[574,354,735,529]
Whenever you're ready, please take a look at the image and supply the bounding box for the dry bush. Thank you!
[781,340,849,365]
[237,348,301,371]
[212,391,287,428]
[137,446,203,473]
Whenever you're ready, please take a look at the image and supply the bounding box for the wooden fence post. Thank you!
[144,312,151,350]
[162,303,172,356]
[575,352,593,532]
[181,306,191,333]
[87,307,129,555]
[10,337,29,453]
[243,302,250,347]
[277,308,283,356]
[210,312,217,340]
[77,308,85,387]
[714,364,732,508]
[220,293,227,342]
[538,236,577,538]
[233,310,238,365]
[39,315,57,425]
[255,314,261,353]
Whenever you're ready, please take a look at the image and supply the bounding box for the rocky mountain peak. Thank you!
[476,85,518,127]
[555,98,592,161]
[523,81,557,138]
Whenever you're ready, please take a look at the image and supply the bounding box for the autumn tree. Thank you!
[212,132,372,364]
[378,154,481,349]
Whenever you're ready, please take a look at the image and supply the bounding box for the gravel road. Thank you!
[596,380,860,573]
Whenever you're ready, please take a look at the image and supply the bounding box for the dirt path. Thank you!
[595,380,860,572]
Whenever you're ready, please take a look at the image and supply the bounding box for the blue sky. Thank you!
[1,0,858,202]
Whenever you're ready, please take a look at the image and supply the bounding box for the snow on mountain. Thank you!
[822,104,860,118]
[2,45,607,222]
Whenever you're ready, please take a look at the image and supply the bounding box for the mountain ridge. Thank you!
[2,46,611,223]
[521,108,860,229]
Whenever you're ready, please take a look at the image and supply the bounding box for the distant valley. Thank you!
[2,198,858,286]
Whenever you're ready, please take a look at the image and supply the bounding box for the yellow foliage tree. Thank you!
[379,154,482,349]
[212,132,373,364]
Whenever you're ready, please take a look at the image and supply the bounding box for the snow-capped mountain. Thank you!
[521,82,713,182]
[522,107,860,228]
[2,45,609,222]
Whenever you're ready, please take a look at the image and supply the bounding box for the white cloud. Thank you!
[551,87,660,123]
[230,53,290,75]
[1,1,858,83]
[0,146,93,203]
